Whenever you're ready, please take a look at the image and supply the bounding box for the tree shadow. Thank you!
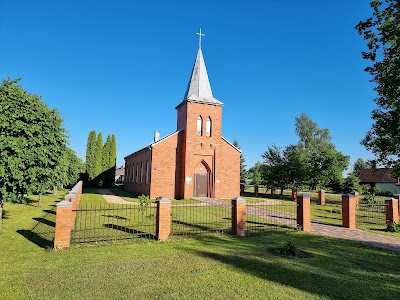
[17,229,53,249]
[178,233,400,299]
[103,223,155,239]
[32,217,55,227]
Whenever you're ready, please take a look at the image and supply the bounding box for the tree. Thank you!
[248,162,262,186]
[262,144,307,194]
[356,0,400,176]
[353,157,368,177]
[295,114,349,190]
[94,132,103,182]
[342,174,362,194]
[0,78,68,204]
[102,135,111,173]
[233,140,247,183]
[85,130,97,181]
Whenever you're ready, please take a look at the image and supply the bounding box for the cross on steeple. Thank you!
[196,28,205,50]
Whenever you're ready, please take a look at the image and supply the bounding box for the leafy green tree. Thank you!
[342,174,362,194]
[353,157,368,177]
[233,140,247,183]
[262,144,307,194]
[356,0,400,176]
[295,114,349,190]
[0,78,68,204]
[85,130,97,181]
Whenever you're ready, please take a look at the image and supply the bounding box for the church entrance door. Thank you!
[194,173,208,197]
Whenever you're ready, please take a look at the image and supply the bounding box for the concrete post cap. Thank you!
[342,194,356,198]
[156,198,171,203]
[297,194,310,199]
[57,200,73,207]
[385,198,397,201]
[232,197,245,202]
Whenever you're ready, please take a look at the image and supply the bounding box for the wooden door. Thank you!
[195,173,208,197]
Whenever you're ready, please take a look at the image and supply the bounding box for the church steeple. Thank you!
[178,29,223,107]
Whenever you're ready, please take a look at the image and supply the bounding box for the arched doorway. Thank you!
[194,160,211,198]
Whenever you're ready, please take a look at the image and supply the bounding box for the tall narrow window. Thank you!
[136,164,139,183]
[146,161,149,184]
[206,117,211,137]
[132,164,135,183]
[140,162,143,184]
[197,116,203,136]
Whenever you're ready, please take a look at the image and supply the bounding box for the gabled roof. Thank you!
[358,168,398,184]
[177,49,223,108]
[124,130,182,160]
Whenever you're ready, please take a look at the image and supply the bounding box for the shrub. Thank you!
[387,222,400,233]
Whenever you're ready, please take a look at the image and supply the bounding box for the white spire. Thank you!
[182,47,223,106]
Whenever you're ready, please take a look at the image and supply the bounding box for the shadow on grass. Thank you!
[17,230,53,249]
[172,220,227,231]
[103,224,156,239]
[32,217,55,227]
[180,233,400,299]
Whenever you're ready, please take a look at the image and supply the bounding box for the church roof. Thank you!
[178,49,223,108]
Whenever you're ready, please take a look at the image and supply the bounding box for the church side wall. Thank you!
[150,134,179,199]
[215,140,240,198]
[124,149,151,196]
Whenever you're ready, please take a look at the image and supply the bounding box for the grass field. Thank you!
[1,190,400,299]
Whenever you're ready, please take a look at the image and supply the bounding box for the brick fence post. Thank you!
[232,197,246,235]
[342,194,357,229]
[394,194,400,213]
[254,185,259,197]
[292,188,298,201]
[54,200,73,250]
[351,191,360,208]
[271,186,276,197]
[296,194,311,232]
[318,189,325,205]
[156,198,171,240]
[385,198,399,225]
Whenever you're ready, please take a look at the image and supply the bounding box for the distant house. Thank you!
[358,168,400,194]
[115,166,125,184]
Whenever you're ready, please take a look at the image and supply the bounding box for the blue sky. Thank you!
[0,0,376,172]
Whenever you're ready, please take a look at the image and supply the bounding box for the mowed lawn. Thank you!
[1,190,400,299]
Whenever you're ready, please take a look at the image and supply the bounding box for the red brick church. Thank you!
[124,36,240,199]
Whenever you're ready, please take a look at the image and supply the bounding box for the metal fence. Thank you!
[71,204,157,244]
[170,200,232,236]
[246,202,298,233]
[356,203,388,229]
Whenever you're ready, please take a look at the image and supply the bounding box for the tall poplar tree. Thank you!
[94,132,103,181]
[85,130,97,181]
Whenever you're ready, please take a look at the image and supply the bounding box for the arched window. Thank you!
[146,161,149,184]
[197,116,203,136]
[206,117,211,137]
[140,162,143,184]
[132,164,135,183]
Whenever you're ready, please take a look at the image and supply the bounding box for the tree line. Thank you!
[85,130,116,187]
[0,78,83,207]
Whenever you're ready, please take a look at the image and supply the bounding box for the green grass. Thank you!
[1,191,400,299]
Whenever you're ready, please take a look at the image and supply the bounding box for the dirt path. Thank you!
[98,189,136,205]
